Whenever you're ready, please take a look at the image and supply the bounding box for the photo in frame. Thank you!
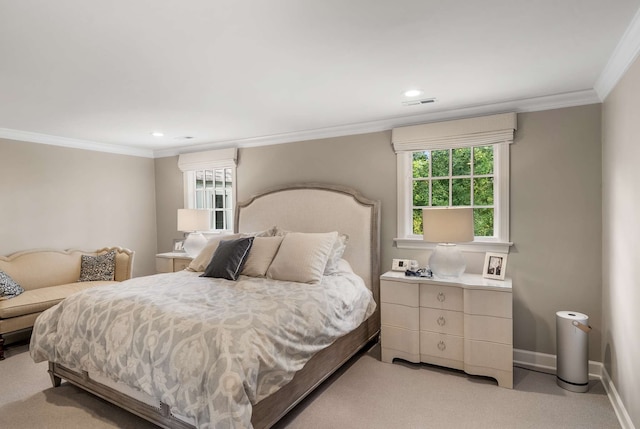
[483,252,508,280]
[173,239,185,252]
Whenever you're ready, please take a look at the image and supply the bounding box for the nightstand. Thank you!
[380,270,513,388]
[156,252,193,273]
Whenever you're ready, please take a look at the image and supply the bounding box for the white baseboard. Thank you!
[600,366,636,429]
[513,349,635,429]
[513,348,602,378]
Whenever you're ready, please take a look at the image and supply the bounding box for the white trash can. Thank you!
[556,311,591,393]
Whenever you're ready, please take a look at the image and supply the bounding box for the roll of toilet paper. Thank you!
[556,311,590,393]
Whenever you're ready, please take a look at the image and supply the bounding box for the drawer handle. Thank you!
[437,316,446,326]
[437,292,446,302]
[437,340,446,351]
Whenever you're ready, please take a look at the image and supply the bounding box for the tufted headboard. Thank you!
[235,183,380,298]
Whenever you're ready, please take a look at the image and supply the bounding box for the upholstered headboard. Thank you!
[236,183,380,297]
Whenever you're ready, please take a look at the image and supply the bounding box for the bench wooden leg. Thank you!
[0,334,5,360]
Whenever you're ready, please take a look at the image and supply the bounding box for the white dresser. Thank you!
[380,271,513,388]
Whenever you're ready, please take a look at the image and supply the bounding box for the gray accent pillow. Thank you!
[79,250,116,282]
[0,270,25,300]
[201,237,254,281]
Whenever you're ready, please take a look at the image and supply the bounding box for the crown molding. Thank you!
[594,7,640,101]
[0,128,154,158]
[1,89,601,159]
[153,89,600,158]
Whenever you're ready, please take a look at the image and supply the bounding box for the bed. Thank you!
[29,183,381,429]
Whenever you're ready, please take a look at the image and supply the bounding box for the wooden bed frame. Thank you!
[47,183,381,429]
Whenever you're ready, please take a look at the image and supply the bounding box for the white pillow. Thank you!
[240,226,277,238]
[241,236,284,277]
[187,234,241,272]
[324,233,349,275]
[334,259,354,275]
[267,231,338,284]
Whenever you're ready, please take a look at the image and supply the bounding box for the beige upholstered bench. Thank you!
[0,247,134,360]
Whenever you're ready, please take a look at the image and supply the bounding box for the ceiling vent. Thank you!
[402,98,436,106]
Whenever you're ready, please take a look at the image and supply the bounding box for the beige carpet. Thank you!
[0,341,620,429]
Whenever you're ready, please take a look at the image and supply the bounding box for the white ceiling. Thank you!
[1,0,639,158]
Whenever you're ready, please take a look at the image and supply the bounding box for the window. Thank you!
[185,168,234,230]
[392,113,515,253]
[411,146,495,236]
[178,148,237,232]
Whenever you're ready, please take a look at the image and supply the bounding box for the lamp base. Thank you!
[429,243,466,278]
[183,232,207,258]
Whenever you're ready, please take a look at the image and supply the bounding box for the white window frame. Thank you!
[183,167,236,231]
[392,113,515,254]
[178,148,237,232]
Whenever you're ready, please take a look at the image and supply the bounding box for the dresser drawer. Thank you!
[464,314,512,345]
[381,280,418,306]
[381,325,420,355]
[156,257,173,273]
[382,303,419,330]
[420,308,463,336]
[419,331,463,361]
[463,289,512,317]
[464,339,512,372]
[420,284,463,311]
[173,258,191,271]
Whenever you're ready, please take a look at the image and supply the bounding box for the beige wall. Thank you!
[236,131,398,267]
[510,105,602,359]
[602,55,640,427]
[2,106,601,363]
[154,155,185,254]
[0,139,158,277]
[154,104,603,359]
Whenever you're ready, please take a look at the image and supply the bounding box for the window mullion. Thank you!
[428,150,432,206]
[470,148,475,207]
[447,148,451,206]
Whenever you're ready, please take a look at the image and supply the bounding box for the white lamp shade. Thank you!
[177,209,210,232]
[423,208,474,243]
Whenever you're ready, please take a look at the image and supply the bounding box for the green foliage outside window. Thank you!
[412,147,495,237]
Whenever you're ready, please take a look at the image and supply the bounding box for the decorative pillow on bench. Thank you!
[0,270,25,300]
[78,250,117,282]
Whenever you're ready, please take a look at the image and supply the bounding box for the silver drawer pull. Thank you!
[437,316,446,326]
[437,340,446,351]
[437,292,446,302]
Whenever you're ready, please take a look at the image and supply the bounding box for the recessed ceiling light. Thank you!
[151,131,164,137]
[403,89,424,98]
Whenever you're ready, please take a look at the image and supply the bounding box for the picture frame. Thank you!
[483,252,508,280]
[173,239,185,252]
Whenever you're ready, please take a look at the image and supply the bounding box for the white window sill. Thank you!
[394,238,513,254]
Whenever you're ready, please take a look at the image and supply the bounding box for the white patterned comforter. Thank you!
[30,269,376,429]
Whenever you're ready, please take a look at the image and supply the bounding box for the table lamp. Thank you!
[177,209,210,257]
[423,207,474,277]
